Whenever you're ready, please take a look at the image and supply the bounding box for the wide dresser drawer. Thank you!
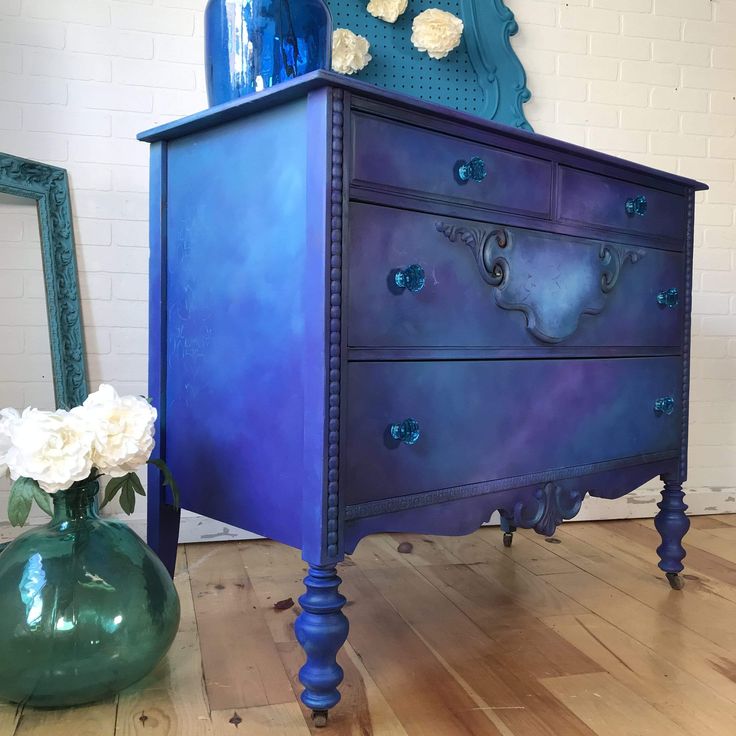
[347,204,684,349]
[350,113,553,218]
[344,357,681,506]
[558,166,687,246]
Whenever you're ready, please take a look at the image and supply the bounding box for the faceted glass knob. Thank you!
[657,287,679,308]
[654,396,675,416]
[390,418,421,445]
[394,264,426,293]
[457,157,487,183]
[625,195,648,216]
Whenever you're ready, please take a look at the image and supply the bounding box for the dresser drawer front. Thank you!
[347,205,684,349]
[344,358,681,505]
[351,113,553,218]
[558,167,687,244]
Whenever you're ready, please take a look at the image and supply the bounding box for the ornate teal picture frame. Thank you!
[325,0,532,130]
[0,153,88,409]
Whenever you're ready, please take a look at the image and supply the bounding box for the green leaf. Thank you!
[147,458,180,509]
[120,483,136,515]
[8,477,39,527]
[99,475,126,510]
[100,472,142,515]
[128,472,146,496]
[32,485,53,517]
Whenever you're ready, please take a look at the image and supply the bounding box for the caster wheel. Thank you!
[666,572,684,590]
[503,532,513,548]
[312,710,328,728]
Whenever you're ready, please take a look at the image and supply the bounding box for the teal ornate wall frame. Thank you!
[0,153,88,409]
[326,0,532,130]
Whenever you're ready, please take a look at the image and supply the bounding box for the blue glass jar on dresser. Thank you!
[205,0,332,105]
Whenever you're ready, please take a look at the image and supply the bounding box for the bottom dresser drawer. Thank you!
[344,357,681,505]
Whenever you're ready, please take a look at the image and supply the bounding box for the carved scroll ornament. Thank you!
[437,222,645,344]
[505,482,585,537]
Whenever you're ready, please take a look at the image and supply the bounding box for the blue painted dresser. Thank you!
[139,71,707,726]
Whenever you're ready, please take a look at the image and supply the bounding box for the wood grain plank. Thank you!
[445,529,589,617]
[544,613,736,736]
[115,548,214,736]
[607,519,736,593]
[541,672,690,736]
[388,534,465,566]
[569,520,736,605]
[239,540,412,736]
[211,704,310,735]
[357,562,599,736]
[415,563,600,676]
[525,524,736,652]
[0,703,21,736]
[339,565,507,735]
[687,516,732,530]
[187,542,294,710]
[480,529,581,575]
[678,526,736,565]
[276,639,412,736]
[346,534,416,570]
[539,570,736,706]
[15,700,117,736]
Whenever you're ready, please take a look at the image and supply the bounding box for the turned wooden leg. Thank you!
[654,479,690,590]
[294,564,349,727]
[500,515,517,548]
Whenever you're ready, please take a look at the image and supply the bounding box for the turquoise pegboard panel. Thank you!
[326,0,532,130]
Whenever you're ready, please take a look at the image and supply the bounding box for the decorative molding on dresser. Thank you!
[326,88,345,562]
[679,190,695,484]
[508,481,585,537]
[436,220,647,343]
[343,451,679,521]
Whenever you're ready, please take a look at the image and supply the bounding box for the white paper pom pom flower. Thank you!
[332,28,372,75]
[366,0,408,24]
[411,8,464,60]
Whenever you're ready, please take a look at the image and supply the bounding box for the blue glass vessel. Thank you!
[205,0,332,106]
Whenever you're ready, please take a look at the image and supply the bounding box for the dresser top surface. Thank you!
[138,70,707,192]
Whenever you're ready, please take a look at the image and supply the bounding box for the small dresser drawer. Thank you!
[344,357,681,505]
[558,167,687,245]
[351,113,553,218]
[347,204,684,349]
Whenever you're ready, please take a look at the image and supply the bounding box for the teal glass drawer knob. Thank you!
[457,157,487,183]
[654,396,675,416]
[390,418,421,445]
[657,287,679,308]
[394,264,426,293]
[625,195,648,216]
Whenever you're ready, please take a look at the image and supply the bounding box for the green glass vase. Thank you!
[0,480,180,707]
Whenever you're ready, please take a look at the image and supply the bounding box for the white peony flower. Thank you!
[79,384,157,478]
[411,8,464,60]
[332,29,372,75]
[0,408,20,478]
[6,408,95,493]
[367,0,407,23]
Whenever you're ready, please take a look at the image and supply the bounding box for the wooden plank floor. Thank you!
[8,517,736,736]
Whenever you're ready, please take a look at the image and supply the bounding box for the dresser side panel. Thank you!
[164,100,318,549]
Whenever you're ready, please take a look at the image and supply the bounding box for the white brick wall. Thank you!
[0,0,208,528]
[0,0,734,534]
